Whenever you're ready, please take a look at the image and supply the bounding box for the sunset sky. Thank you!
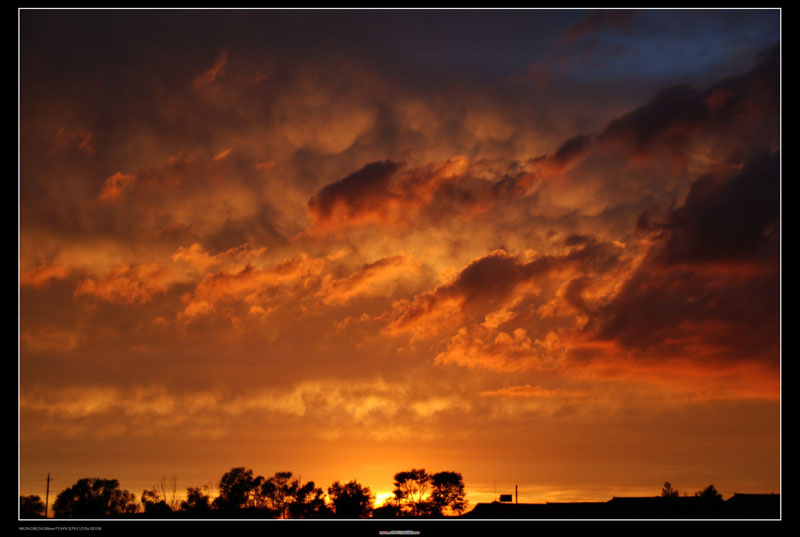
[19,9,780,511]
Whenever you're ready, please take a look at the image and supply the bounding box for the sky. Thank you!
[19,8,780,511]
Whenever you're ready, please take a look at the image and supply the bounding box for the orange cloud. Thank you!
[212,147,232,161]
[97,172,137,202]
[568,343,779,401]
[318,255,420,306]
[435,326,565,372]
[20,261,68,288]
[179,253,326,319]
[53,126,95,155]
[386,241,624,340]
[529,134,594,181]
[21,328,80,354]
[479,384,584,398]
[172,242,267,272]
[254,160,275,172]
[193,49,229,89]
[74,263,172,305]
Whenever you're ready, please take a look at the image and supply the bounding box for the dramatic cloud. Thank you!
[74,263,173,305]
[306,157,477,235]
[178,253,326,320]
[318,255,422,306]
[19,10,779,507]
[386,239,625,341]
[588,151,779,363]
[650,152,779,266]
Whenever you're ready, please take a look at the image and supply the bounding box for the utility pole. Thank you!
[515,484,518,504]
[44,473,51,518]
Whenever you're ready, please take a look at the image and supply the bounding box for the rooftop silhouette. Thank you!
[462,493,780,519]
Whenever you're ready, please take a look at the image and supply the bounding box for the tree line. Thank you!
[19,467,467,519]
[660,481,724,502]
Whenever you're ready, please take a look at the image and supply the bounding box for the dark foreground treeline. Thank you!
[19,467,466,519]
[20,474,779,520]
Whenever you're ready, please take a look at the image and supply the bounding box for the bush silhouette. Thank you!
[661,482,679,497]
[53,478,138,518]
[20,495,45,518]
[180,487,212,513]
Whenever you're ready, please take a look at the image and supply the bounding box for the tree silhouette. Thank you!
[213,467,264,511]
[393,468,433,517]
[180,487,212,513]
[20,495,45,518]
[155,476,179,511]
[429,471,467,516]
[288,480,330,518]
[259,471,328,518]
[328,480,375,518]
[695,484,723,502]
[53,478,138,518]
[141,489,171,515]
[661,482,679,497]
[261,471,296,518]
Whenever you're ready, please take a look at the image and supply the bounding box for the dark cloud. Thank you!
[552,134,595,167]
[306,157,518,234]
[601,84,707,152]
[589,151,779,359]
[563,233,596,247]
[591,261,779,361]
[562,10,637,45]
[390,238,625,334]
[655,151,779,265]
[529,44,779,178]
[307,160,403,223]
[601,44,778,152]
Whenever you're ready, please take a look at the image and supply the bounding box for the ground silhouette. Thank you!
[24,471,779,520]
